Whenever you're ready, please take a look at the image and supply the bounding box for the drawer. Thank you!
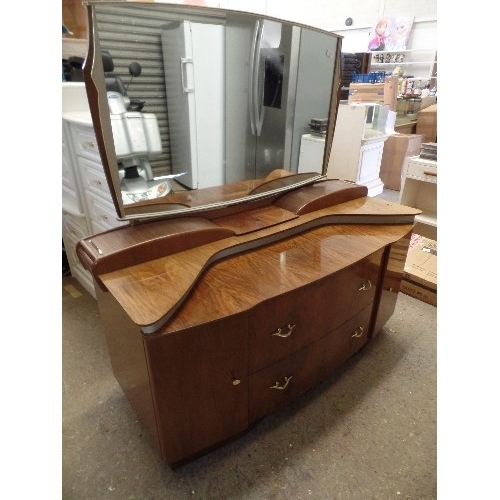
[63,229,95,296]
[406,160,437,183]
[70,123,101,162]
[78,156,110,199]
[63,212,89,240]
[62,184,84,216]
[248,250,382,372]
[62,142,74,189]
[248,304,372,423]
[84,190,128,233]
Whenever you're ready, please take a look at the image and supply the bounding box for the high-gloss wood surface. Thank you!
[157,222,411,333]
[95,285,161,453]
[246,251,381,373]
[274,179,368,214]
[81,176,416,466]
[248,304,373,423]
[96,197,418,332]
[94,224,411,466]
[212,205,298,235]
[144,315,248,465]
[77,217,235,276]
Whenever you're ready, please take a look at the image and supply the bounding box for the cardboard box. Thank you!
[401,234,437,306]
[379,133,423,190]
[348,76,398,108]
[348,83,385,103]
[416,103,437,143]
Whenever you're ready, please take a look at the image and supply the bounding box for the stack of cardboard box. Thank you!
[401,233,437,306]
[379,134,423,190]
[416,103,437,143]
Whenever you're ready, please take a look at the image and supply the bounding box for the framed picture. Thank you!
[368,16,414,51]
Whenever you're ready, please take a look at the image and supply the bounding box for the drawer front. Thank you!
[78,156,111,200]
[62,183,83,216]
[62,142,74,189]
[70,124,101,162]
[248,304,372,423]
[63,212,89,241]
[406,160,437,183]
[63,230,95,296]
[84,190,127,232]
[248,250,382,372]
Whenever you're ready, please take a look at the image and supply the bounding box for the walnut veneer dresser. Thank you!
[76,179,419,466]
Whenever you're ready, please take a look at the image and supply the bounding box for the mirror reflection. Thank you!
[85,1,342,220]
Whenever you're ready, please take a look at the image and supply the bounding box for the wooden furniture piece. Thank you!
[399,156,437,240]
[379,133,423,190]
[75,1,421,469]
[416,104,437,143]
[394,119,417,135]
[77,179,419,466]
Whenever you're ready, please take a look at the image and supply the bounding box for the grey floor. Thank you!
[62,189,437,499]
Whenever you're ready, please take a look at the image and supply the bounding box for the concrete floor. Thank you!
[62,220,437,499]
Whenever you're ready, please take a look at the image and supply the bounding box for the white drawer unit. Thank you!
[399,156,437,240]
[405,159,437,183]
[69,123,101,162]
[62,213,95,297]
[84,190,128,233]
[62,83,129,296]
[78,156,112,199]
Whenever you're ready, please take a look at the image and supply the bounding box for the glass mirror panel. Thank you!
[83,1,342,220]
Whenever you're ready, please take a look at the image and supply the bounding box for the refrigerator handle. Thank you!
[252,20,265,137]
[248,21,259,135]
[180,57,194,93]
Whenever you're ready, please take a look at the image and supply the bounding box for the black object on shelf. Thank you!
[340,52,371,100]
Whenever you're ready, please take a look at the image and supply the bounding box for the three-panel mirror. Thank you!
[83,1,342,221]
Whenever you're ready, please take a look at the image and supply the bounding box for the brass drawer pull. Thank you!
[270,375,292,390]
[351,326,364,338]
[358,280,372,291]
[272,323,296,338]
[88,239,103,255]
[424,170,437,177]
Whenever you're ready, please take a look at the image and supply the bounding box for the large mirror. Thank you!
[83,1,343,221]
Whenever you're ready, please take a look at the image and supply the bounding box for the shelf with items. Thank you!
[369,49,437,84]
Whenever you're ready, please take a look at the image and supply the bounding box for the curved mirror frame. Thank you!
[83,1,342,221]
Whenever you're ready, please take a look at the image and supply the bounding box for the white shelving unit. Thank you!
[369,49,437,87]
[398,156,437,241]
[62,83,128,297]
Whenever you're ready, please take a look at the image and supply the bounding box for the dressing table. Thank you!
[75,1,420,467]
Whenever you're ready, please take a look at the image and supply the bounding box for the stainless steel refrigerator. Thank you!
[225,13,339,182]
[161,14,339,188]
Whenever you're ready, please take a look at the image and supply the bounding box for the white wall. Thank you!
[216,0,437,54]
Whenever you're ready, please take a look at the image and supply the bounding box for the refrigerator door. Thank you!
[161,21,224,189]
[225,16,293,182]
[254,20,295,179]
[225,14,338,182]
[287,28,338,172]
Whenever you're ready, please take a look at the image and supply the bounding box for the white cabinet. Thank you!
[62,83,128,297]
[297,134,325,174]
[369,49,437,89]
[398,156,437,240]
[326,103,388,196]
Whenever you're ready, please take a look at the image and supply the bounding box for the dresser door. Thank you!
[144,314,248,465]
